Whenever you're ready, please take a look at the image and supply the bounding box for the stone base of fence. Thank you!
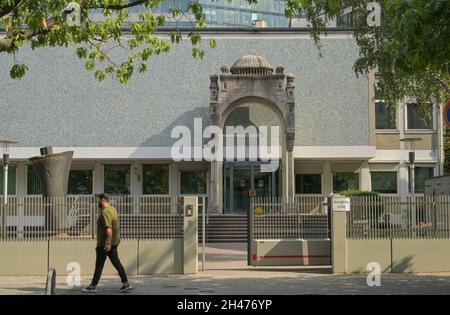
[251,239,331,266]
[0,239,185,276]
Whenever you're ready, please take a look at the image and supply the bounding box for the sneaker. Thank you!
[119,283,133,293]
[82,284,98,293]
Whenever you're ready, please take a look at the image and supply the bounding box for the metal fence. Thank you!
[347,195,450,240]
[0,196,183,240]
[252,197,329,240]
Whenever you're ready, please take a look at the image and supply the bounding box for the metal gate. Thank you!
[248,196,331,266]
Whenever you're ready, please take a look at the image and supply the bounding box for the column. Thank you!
[287,151,295,202]
[170,163,179,214]
[93,162,104,194]
[130,163,142,214]
[330,195,348,274]
[360,161,371,191]
[183,196,198,274]
[16,163,26,239]
[323,161,333,196]
[398,161,409,196]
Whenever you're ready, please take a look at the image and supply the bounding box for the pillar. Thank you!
[360,161,371,191]
[93,162,104,194]
[287,150,295,202]
[323,161,333,196]
[330,195,348,274]
[183,196,198,274]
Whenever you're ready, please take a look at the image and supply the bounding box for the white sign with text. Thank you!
[332,197,351,212]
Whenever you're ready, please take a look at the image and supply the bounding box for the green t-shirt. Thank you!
[96,206,120,247]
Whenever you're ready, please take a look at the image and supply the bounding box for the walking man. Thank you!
[82,193,132,293]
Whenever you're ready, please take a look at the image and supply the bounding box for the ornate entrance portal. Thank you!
[209,55,296,214]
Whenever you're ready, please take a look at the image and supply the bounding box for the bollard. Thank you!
[45,268,56,295]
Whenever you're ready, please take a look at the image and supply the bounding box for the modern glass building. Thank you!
[125,0,290,28]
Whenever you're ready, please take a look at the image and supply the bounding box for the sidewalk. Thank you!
[1,243,450,295]
[2,270,450,295]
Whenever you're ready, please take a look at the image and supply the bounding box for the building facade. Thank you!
[0,30,444,214]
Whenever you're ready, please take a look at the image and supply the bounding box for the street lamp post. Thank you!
[400,138,423,195]
[1,140,18,239]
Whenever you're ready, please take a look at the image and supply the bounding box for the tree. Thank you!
[0,0,216,83]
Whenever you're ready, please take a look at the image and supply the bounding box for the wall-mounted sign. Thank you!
[444,101,450,128]
[248,190,257,197]
[332,197,351,212]
[255,206,264,215]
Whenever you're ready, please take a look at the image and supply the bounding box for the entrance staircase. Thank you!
[198,215,247,243]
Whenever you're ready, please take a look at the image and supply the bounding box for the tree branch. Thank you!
[0,0,26,19]
[89,0,151,10]
[0,0,154,53]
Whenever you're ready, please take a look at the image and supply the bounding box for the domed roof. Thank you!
[230,55,273,75]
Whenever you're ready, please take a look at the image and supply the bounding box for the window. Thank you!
[68,170,93,195]
[143,164,169,195]
[180,171,207,195]
[407,103,433,130]
[412,167,434,194]
[333,172,359,193]
[27,166,42,195]
[371,172,397,194]
[0,166,16,195]
[104,164,130,195]
[295,174,321,194]
[375,102,396,129]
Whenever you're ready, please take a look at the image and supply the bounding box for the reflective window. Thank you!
[412,167,434,194]
[180,171,207,195]
[104,165,131,195]
[333,172,359,193]
[27,166,42,195]
[68,170,93,195]
[407,103,433,130]
[376,102,396,129]
[0,166,16,195]
[143,164,170,195]
[371,172,397,194]
[295,174,321,194]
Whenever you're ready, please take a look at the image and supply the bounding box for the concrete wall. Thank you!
[0,239,185,276]
[251,239,331,266]
[0,32,369,148]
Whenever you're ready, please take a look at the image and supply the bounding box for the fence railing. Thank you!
[0,196,183,241]
[253,197,329,240]
[346,195,450,240]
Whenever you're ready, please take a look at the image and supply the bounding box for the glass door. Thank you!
[224,162,282,213]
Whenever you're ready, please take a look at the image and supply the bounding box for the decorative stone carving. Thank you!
[209,55,297,211]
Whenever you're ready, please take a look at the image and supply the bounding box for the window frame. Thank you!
[375,100,398,131]
[405,102,435,131]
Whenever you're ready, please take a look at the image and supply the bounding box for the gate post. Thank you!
[183,196,198,274]
[330,195,349,274]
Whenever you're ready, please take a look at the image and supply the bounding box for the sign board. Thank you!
[444,101,450,128]
[255,206,264,215]
[332,197,351,212]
